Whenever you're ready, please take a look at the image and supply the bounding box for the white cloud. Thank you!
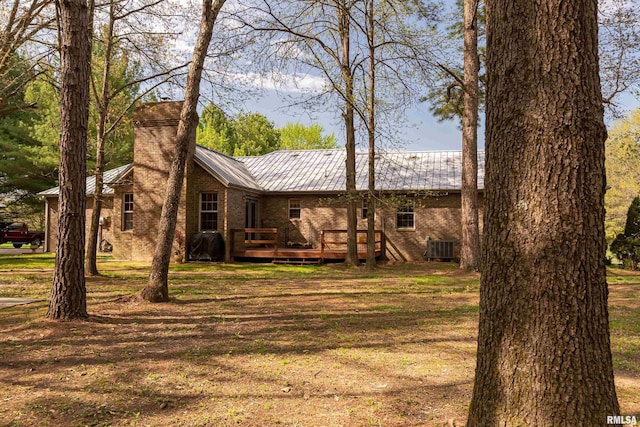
[230,72,328,94]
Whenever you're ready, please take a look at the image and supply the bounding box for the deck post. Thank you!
[320,230,325,264]
[229,229,235,262]
[273,229,278,257]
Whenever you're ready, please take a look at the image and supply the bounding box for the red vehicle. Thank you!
[0,222,45,248]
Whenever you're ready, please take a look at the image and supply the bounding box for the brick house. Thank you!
[40,101,485,262]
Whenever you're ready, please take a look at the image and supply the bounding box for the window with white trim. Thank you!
[200,193,218,231]
[289,199,301,219]
[396,200,415,230]
[122,193,133,231]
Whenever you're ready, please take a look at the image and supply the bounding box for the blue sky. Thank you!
[179,0,638,153]
[179,0,472,152]
[239,90,470,152]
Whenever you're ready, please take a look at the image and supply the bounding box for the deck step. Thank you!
[272,258,321,265]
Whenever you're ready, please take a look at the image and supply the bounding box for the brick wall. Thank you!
[260,194,347,248]
[111,183,133,259]
[42,99,484,264]
[44,195,114,254]
[184,162,228,259]
[131,101,189,262]
[44,197,58,252]
[259,192,484,262]
[225,187,262,260]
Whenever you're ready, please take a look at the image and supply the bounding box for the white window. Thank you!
[122,193,133,231]
[200,193,218,231]
[289,199,301,219]
[361,198,369,219]
[396,200,415,230]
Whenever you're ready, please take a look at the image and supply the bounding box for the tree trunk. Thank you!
[86,0,114,276]
[338,0,359,267]
[46,0,91,320]
[365,0,376,271]
[140,0,226,302]
[459,0,481,271]
[468,0,620,424]
[86,131,105,276]
[344,99,359,267]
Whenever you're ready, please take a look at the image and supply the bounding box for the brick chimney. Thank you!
[131,101,190,261]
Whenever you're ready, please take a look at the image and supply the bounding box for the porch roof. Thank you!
[194,146,262,191]
[38,163,133,197]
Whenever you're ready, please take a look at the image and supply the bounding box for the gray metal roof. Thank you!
[38,163,133,197]
[237,149,485,192]
[39,148,485,197]
[194,146,262,191]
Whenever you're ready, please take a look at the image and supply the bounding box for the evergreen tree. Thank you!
[0,56,57,220]
[624,196,640,237]
[605,109,640,241]
[611,196,640,270]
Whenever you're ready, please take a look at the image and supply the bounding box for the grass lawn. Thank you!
[0,255,638,426]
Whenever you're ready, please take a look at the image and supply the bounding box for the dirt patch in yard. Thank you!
[0,260,638,426]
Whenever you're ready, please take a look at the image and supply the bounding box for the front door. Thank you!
[245,198,258,241]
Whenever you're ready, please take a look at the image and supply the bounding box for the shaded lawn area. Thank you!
[0,255,638,426]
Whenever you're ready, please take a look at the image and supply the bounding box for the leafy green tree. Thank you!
[196,103,236,154]
[0,0,56,116]
[196,105,281,156]
[279,122,336,149]
[232,111,281,156]
[605,108,640,242]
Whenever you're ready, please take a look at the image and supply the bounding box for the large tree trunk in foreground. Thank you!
[46,0,91,320]
[459,0,481,271]
[140,0,225,302]
[467,0,620,424]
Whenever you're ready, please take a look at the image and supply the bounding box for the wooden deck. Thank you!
[230,228,383,263]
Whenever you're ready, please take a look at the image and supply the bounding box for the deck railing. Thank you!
[320,229,382,260]
[230,228,278,256]
[230,228,384,262]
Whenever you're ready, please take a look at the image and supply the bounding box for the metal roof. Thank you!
[39,148,485,197]
[237,149,485,192]
[38,163,132,196]
[194,146,262,191]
